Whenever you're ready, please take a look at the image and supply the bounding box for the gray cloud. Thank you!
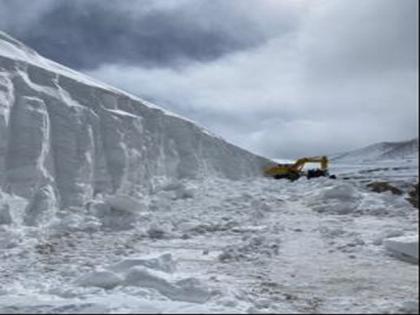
[0,0,56,31]
[0,0,301,69]
[86,0,418,159]
[1,0,417,159]
[300,0,418,79]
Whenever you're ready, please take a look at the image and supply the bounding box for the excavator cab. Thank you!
[263,156,331,181]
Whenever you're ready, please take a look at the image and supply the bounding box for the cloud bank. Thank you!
[0,0,417,158]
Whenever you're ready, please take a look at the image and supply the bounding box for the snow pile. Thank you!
[75,253,212,304]
[76,270,124,290]
[151,179,196,200]
[372,229,405,246]
[124,267,211,304]
[384,235,419,263]
[46,210,102,235]
[85,195,148,231]
[306,183,362,215]
[0,31,270,211]
[304,180,415,217]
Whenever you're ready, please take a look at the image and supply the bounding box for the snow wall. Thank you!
[0,31,271,209]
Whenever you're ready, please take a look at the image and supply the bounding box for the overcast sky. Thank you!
[0,0,418,159]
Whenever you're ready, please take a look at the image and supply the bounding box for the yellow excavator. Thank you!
[263,156,332,181]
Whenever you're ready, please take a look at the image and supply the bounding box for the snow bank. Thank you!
[0,31,271,210]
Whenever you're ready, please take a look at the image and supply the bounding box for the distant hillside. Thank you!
[331,138,418,162]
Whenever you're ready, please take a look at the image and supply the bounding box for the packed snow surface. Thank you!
[0,159,418,314]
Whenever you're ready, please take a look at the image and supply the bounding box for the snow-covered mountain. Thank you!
[331,138,418,162]
[0,31,270,209]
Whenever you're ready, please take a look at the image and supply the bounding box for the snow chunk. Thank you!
[86,200,111,218]
[87,196,146,230]
[308,183,362,215]
[105,195,146,213]
[0,227,22,249]
[174,186,195,200]
[173,277,212,304]
[124,266,211,303]
[109,253,176,274]
[46,211,101,235]
[74,252,212,304]
[322,184,361,201]
[372,229,404,246]
[157,180,195,200]
[161,180,184,191]
[76,270,124,289]
[384,235,419,263]
[396,301,419,314]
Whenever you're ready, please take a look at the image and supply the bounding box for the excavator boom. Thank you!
[263,155,330,181]
[292,156,328,172]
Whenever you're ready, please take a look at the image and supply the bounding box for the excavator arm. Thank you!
[292,156,328,172]
[263,155,330,181]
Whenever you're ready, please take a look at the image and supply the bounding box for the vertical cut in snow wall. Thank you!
[0,31,271,208]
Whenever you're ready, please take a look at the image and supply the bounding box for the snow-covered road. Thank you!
[0,168,418,314]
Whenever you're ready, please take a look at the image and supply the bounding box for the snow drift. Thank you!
[0,31,270,210]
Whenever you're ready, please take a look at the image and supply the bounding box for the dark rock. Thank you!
[407,183,418,209]
[366,181,403,195]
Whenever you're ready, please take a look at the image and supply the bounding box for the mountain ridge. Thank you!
[331,138,418,162]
